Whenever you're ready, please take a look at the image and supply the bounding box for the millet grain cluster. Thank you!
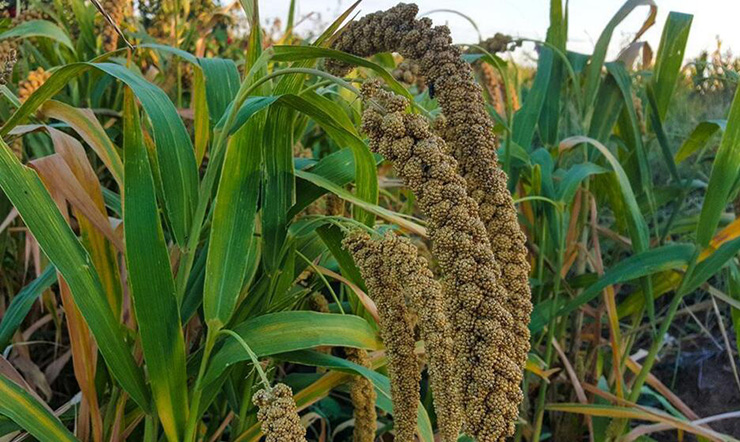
[392,60,426,91]
[328,5,531,371]
[18,67,51,103]
[329,5,533,439]
[343,231,421,442]
[252,383,307,442]
[98,0,132,52]
[355,230,462,441]
[358,80,523,441]
[344,346,378,442]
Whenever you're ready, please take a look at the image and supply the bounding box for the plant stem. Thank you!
[183,328,219,442]
[219,329,271,391]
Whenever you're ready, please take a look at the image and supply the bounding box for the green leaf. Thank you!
[261,105,296,271]
[539,0,567,145]
[138,44,241,124]
[94,63,198,247]
[562,136,649,251]
[0,375,77,442]
[291,149,381,218]
[513,46,554,150]
[0,265,57,351]
[203,311,381,385]
[587,73,625,143]
[531,243,694,332]
[199,58,241,123]
[556,163,608,203]
[583,0,655,110]
[295,169,425,236]
[0,138,150,411]
[122,90,189,440]
[651,12,693,120]
[204,117,262,328]
[686,237,740,293]
[675,120,725,164]
[696,86,740,248]
[0,20,74,50]
[1,62,199,247]
[607,62,651,197]
[645,84,680,182]
[294,91,377,226]
[270,45,413,100]
[279,350,435,442]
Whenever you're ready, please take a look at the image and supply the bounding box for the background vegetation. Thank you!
[0,0,738,440]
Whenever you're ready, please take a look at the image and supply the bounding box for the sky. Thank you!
[258,0,740,63]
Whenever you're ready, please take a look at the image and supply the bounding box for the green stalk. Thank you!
[234,371,257,438]
[219,329,272,391]
[183,329,219,442]
[295,250,344,314]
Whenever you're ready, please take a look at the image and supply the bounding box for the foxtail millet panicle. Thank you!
[98,0,132,52]
[358,81,523,441]
[368,230,462,441]
[0,45,16,86]
[344,346,378,442]
[392,59,426,91]
[327,5,532,374]
[18,67,52,103]
[343,230,420,442]
[252,383,307,442]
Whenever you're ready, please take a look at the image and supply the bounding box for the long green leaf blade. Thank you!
[0,375,77,442]
[651,12,693,119]
[531,243,695,331]
[0,265,57,351]
[203,311,381,385]
[123,91,189,440]
[696,86,740,247]
[0,20,74,50]
[0,138,150,410]
[0,62,199,247]
[204,117,262,328]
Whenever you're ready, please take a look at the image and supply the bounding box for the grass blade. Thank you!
[531,243,694,331]
[583,0,656,110]
[122,90,189,440]
[675,120,725,163]
[513,46,554,150]
[0,375,78,442]
[95,63,199,248]
[0,265,56,351]
[203,311,381,385]
[651,12,693,120]
[0,138,151,410]
[696,85,740,248]
[0,62,199,247]
[0,19,74,50]
[204,118,262,328]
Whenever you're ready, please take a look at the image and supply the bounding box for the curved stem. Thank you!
[295,250,345,314]
[219,329,272,391]
[183,329,218,442]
